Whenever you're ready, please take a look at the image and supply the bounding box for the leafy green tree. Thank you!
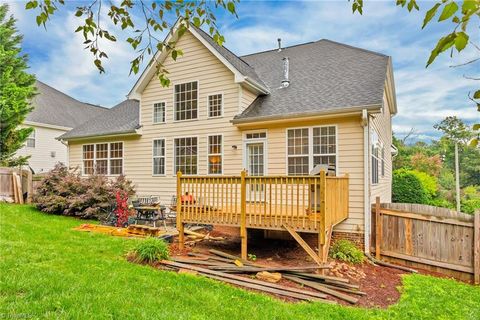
[0,4,36,167]
[433,116,480,187]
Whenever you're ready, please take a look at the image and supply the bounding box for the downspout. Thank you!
[361,109,370,254]
[60,139,69,168]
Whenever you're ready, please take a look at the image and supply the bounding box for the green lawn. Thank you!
[1,204,479,320]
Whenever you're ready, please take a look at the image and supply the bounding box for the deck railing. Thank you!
[176,171,349,233]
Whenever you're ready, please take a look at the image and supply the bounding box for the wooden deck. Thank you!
[176,171,350,264]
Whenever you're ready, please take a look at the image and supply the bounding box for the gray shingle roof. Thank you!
[59,99,140,140]
[193,26,267,89]
[234,39,389,121]
[27,80,109,128]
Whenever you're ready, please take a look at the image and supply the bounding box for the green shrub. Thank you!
[463,186,480,200]
[329,240,364,264]
[412,170,438,199]
[428,198,454,209]
[393,169,429,204]
[132,238,170,263]
[461,199,480,214]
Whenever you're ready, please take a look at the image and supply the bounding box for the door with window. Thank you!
[244,132,267,201]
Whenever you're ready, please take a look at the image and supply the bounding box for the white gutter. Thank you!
[361,109,370,254]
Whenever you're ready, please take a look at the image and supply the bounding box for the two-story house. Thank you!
[59,21,397,252]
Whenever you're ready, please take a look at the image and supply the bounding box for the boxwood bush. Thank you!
[392,169,429,204]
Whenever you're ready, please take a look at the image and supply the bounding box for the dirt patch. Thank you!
[164,226,415,308]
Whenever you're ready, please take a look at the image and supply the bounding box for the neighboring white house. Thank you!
[16,80,108,173]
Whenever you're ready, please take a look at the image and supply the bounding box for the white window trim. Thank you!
[207,134,224,175]
[81,141,124,177]
[152,101,167,124]
[284,125,339,176]
[173,135,199,176]
[207,92,224,119]
[242,130,268,176]
[173,80,200,122]
[152,138,166,176]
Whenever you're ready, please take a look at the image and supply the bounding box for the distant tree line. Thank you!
[392,116,480,213]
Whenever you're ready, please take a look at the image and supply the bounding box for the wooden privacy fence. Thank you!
[0,167,33,204]
[176,170,350,262]
[373,198,480,283]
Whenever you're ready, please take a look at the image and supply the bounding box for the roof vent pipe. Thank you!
[281,57,290,88]
[277,38,282,52]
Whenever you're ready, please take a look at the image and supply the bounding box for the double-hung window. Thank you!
[153,102,166,123]
[174,81,198,121]
[174,137,198,175]
[208,94,223,118]
[287,128,309,175]
[208,135,222,174]
[153,139,165,175]
[371,131,381,184]
[313,126,336,167]
[287,126,337,175]
[95,143,108,175]
[82,142,123,175]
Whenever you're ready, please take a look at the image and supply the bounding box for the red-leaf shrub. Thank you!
[115,190,130,227]
[34,163,135,220]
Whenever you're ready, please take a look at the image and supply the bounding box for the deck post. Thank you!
[375,197,382,260]
[240,170,247,260]
[318,170,327,263]
[176,171,184,250]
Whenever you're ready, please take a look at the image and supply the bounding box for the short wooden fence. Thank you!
[373,199,480,283]
[0,167,33,203]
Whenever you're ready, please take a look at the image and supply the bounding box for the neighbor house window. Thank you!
[287,128,309,175]
[174,137,197,175]
[153,139,165,175]
[153,102,166,123]
[208,94,223,118]
[82,142,123,175]
[208,135,222,174]
[26,129,35,148]
[174,81,198,121]
[287,126,337,175]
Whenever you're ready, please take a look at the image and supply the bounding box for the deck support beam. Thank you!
[283,224,326,266]
[240,170,247,260]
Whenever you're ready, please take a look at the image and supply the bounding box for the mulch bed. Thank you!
[164,226,423,308]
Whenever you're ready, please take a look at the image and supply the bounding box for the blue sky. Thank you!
[8,0,479,141]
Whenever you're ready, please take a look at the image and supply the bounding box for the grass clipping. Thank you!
[130,237,170,263]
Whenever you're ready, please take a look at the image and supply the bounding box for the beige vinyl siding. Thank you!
[70,30,246,200]
[17,124,68,173]
[240,116,365,233]
[370,92,393,204]
[239,85,258,113]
